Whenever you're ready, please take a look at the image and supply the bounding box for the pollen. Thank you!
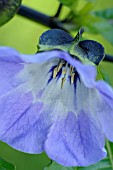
[71,73,75,84]
[61,77,66,89]
[53,67,58,78]
[53,60,76,88]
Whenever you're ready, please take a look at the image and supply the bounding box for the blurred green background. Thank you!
[0,0,113,170]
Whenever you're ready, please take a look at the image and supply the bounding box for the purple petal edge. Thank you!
[0,46,97,88]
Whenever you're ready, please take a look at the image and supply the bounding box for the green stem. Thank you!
[106,140,113,170]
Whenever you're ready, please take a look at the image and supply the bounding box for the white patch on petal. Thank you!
[15,58,77,120]
[16,59,59,103]
[76,80,100,117]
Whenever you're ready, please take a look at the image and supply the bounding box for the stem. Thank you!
[104,54,113,62]
[17,5,64,29]
[106,140,113,170]
[17,6,113,63]
[62,11,74,23]
[54,3,63,18]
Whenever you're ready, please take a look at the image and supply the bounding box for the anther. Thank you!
[70,66,74,75]
[71,73,75,84]
[62,69,66,75]
[53,67,58,78]
[57,62,63,72]
[61,77,66,89]
[53,60,65,78]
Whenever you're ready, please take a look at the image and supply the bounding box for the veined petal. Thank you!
[45,80,106,166]
[0,47,59,153]
[0,48,24,96]
[0,46,97,89]
[21,50,97,88]
[0,47,23,63]
[0,46,111,166]
[95,80,113,108]
[95,81,113,141]
[0,46,78,154]
[45,112,106,166]
[0,87,45,153]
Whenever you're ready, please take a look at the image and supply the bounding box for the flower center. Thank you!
[52,60,76,88]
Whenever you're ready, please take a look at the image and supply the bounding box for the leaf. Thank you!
[58,0,74,6]
[89,21,113,45]
[94,8,113,19]
[85,0,96,2]
[44,161,74,170]
[77,158,111,170]
[79,2,95,15]
[0,0,22,26]
[58,0,78,8]
[0,157,15,170]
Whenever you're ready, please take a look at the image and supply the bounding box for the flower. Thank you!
[0,45,113,167]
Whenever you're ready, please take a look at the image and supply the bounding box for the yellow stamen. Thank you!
[57,62,63,72]
[71,73,75,84]
[53,67,58,78]
[53,61,65,78]
[62,69,66,75]
[61,77,66,89]
[70,66,74,75]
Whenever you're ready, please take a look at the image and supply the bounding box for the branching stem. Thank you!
[54,3,63,18]
[17,5,64,29]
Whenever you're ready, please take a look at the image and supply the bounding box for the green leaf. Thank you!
[44,161,74,170]
[85,0,96,2]
[94,8,113,19]
[0,0,22,26]
[79,2,95,15]
[0,157,15,170]
[77,158,111,170]
[58,0,74,6]
[89,21,113,45]
[58,0,78,8]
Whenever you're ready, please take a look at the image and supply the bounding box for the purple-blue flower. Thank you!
[0,46,113,167]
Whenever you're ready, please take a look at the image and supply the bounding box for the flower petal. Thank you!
[0,48,25,96]
[0,47,78,154]
[0,47,59,153]
[0,46,97,89]
[0,47,23,63]
[45,111,106,166]
[0,87,46,153]
[95,81,113,141]
[96,80,113,108]
[45,80,106,166]
[21,50,97,88]
[0,46,110,165]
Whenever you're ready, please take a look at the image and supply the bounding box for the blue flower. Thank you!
[0,45,113,167]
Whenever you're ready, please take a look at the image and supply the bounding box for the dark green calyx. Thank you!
[0,0,22,26]
[78,40,105,65]
[39,29,73,46]
[38,28,105,65]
